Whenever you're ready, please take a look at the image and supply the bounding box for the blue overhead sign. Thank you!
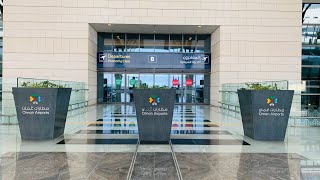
[97,52,211,69]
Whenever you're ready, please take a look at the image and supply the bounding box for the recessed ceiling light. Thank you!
[198,25,202,28]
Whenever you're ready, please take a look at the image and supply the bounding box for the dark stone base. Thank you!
[133,89,175,142]
[13,88,71,140]
[238,90,294,141]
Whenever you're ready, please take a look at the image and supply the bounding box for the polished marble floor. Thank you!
[0,104,320,179]
[0,152,318,180]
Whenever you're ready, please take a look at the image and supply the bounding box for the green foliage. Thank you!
[135,84,169,89]
[240,83,278,90]
[21,81,65,88]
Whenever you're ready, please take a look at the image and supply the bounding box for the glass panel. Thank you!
[139,74,154,88]
[126,34,139,52]
[113,33,125,52]
[195,74,204,103]
[170,34,182,52]
[155,34,169,52]
[183,74,196,103]
[140,34,154,52]
[169,74,182,103]
[112,74,126,102]
[303,4,320,24]
[301,95,320,110]
[126,74,139,102]
[154,74,169,87]
[302,25,320,45]
[99,73,126,103]
[97,33,112,51]
[196,34,211,53]
[183,34,196,53]
[302,67,320,80]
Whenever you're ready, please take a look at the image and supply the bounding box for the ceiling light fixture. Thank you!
[198,25,202,28]
[108,23,112,27]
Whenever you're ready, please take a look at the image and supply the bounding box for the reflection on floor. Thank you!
[1,152,319,180]
[57,106,250,146]
[1,104,320,179]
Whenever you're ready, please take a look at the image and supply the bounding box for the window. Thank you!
[126,34,139,52]
[183,34,196,53]
[170,34,182,52]
[113,33,125,52]
[140,34,154,52]
[97,33,211,53]
[98,33,112,51]
[196,35,210,53]
[155,34,169,52]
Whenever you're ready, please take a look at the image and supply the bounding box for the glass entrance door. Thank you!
[169,74,182,103]
[98,72,210,104]
[126,74,139,102]
[183,74,195,103]
[98,73,125,103]
[182,74,210,104]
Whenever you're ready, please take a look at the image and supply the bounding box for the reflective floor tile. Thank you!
[140,141,169,145]
[86,153,134,180]
[57,139,138,144]
[131,152,178,180]
[171,139,196,145]
[77,129,232,135]
[113,139,138,144]
[193,139,250,145]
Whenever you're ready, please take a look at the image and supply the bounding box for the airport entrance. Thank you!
[97,72,210,104]
[96,32,212,104]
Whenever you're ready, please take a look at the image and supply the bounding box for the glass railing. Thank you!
[0,77,88,124]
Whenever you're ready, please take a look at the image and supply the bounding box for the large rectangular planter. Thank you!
[13,88,72,140]
[237,90,294,141]
[133,89,175,142]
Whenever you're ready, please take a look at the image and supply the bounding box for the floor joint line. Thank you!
[170,140,183,180]
[126,140,139,180]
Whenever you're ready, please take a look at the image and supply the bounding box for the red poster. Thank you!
[186,79,193,86]
[172,79,179,86]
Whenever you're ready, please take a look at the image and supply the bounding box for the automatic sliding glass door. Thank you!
[169,74,182,103]
[98,72,210,104]
[126,74,139,102]
[98,73,125,103]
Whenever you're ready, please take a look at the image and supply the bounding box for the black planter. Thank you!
[133,89,175,142]
[237,90,294,141]
[12,88,72,140]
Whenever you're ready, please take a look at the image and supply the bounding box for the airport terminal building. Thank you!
[2,1,320,179]
[3,0,302,106]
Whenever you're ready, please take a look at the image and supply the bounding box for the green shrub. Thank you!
[240,83,278,90]
[21,81,65,88]
[135,85,169,89]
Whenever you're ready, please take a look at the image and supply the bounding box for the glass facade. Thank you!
[97,33,211,53]
[302,4,320,109]
[303,4,320,24]
[98,72,210,104]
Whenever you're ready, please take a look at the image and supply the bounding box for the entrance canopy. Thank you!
[90,24,218,34]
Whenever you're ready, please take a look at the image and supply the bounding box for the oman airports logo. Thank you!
[29,94,41,104]
[149,95,160,106]
[267,96,278,106]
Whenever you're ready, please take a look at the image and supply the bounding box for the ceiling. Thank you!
[90,24,218,34]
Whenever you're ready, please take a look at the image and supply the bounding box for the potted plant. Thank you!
[237,83,294,141]
[133,85,175,143]
[12,81,72,140]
